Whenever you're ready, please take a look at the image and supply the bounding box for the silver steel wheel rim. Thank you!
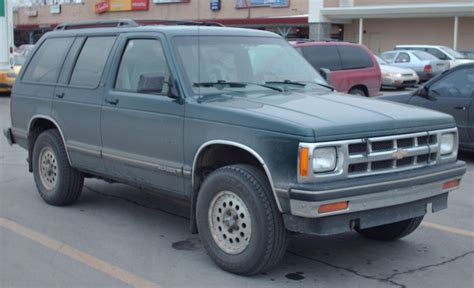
[38,146,58,190]
[208,191,252,255]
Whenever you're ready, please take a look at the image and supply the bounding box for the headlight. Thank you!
[313,147,337,173]
[440,133,455,155]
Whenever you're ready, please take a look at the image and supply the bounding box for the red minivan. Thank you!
[292,41,382,97]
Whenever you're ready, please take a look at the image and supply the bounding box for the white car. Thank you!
[375,55,419,89]
[395,45,474,69]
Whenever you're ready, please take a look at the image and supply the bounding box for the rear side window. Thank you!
[22,37,73,83]
[301,45,342,71]
[337,45,374,70]
[69,36,116,87]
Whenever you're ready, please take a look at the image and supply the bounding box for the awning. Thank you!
[321,3,474,20]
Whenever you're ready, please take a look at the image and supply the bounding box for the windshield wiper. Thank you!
[265,80,335,91]
[193,80,284,92]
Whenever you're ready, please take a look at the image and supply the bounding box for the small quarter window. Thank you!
[22,37,73,83]
[69,36,116,88]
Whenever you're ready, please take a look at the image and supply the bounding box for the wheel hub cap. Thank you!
[208,191,252,254]
[39,147,58,190]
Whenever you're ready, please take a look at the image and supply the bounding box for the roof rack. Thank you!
[54,19,139,30]
[54,19,224,30]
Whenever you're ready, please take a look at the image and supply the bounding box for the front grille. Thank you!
[402,73,413,77]
[347,132,439,177]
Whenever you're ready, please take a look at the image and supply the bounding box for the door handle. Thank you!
[55,92,65,99]
[105,98,119,105]
[454,106,467,111]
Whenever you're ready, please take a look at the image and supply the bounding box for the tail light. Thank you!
[424,65,432,73]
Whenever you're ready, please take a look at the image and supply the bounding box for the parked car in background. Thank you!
[382,63,474,151]
[375,55,418,90]
[395,45,474,68]
[381,50,448,82]
[459,50,474,60]
[292,41,381,96]
[13,53,26,75]
[18,44,35,56]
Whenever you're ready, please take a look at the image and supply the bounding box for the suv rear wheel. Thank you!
[196,164,288,275]
[32,129,84,206]
[356,216,424,241]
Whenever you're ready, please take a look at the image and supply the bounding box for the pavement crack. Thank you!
[289,249,474,288]
[287,250,405,288]
[385,251,474,281]
[83,184,189,220]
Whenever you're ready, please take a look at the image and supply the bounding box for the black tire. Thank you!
[348,87,367,96]
[196,164,289,275]
[356,216,424,241]
[32,129,84,206]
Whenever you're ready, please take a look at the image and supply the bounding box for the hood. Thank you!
[199,90,455,141]
[380,64,416,74]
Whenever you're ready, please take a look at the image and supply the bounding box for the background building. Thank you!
[13,0,474,53]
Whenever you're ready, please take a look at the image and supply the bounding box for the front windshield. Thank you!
[441,47,465,59]
[375,55,388,65]
[173,36,327,95]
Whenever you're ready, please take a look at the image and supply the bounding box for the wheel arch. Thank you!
[28,115,71,171]
[190,140,282,233]
[349,84,369,96]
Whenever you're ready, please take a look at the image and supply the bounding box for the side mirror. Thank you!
[417,86,437,101]
[319,68,331,84]
[167,74,181,100]
[137,73,165,94]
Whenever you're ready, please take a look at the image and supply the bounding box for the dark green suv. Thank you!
[4,20,466,275]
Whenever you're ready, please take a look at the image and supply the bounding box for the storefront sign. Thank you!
[210,0,220,11]
[50,4,61,14]
[94,0,149,14]
[95,0,110,14]
[153,0,189,4]
[236,0,289,8]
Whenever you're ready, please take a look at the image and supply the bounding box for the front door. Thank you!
[101,33,185,195]
[409,67,473,145]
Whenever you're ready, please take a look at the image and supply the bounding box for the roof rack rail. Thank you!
[54,19,225,30]
[54,19,139,30]
[135,19,225,27]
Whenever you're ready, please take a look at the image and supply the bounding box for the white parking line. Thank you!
[422,221,474,238]
[0,217,159,288]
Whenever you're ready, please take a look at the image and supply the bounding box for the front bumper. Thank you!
[382,75,419,88]
[283,161,466,235]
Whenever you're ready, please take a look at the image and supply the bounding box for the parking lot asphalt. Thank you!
[0,94,473,288]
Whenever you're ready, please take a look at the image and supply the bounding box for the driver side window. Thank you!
[430,68,473,98]
[115,39,170,95]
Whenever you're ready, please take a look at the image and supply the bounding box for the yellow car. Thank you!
[0,69,16,93]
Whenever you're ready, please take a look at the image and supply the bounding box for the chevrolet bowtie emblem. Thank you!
[392,148,408,160]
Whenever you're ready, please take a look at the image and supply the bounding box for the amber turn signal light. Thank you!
[318,201,349,214]
[442,179,460,190]
[299,147,309,177]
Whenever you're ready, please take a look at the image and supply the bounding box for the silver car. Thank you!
[375,55,419,90]
[381,50,448,81]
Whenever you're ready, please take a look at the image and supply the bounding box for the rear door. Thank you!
[101,33,185,195]
[52,34,117,173]
[409,67,473,145]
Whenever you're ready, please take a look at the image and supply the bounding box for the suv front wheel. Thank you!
[196,164,288,275]
[32,129,84,206]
